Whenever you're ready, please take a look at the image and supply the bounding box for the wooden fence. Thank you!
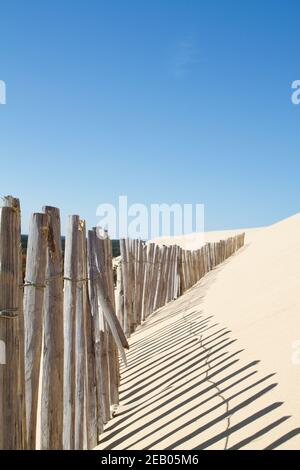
[0,195,245,450]
[0,196,128,450]
[117,234,245,337]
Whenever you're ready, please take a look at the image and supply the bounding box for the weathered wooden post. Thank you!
[94,233,111,421]
[165,245,173,302]
[186,250,192,290]
[178,247,185,295]
[154,245,167,310]
[101,233,119,407]
[141,243,150,320]
[134,240,141,327]
[194,249,199,282]
[84,233,98,450]
[173,247,179,296]
[116,261,124,329]
[137,240,145,324]
[99,324,110,425]
[75,219,86,450]
[130,239,137,331]
[63,215,79,450]
[2,196,26,450]
[88,230,128,430]
[160,245,170,305]
[108,236,121,405]
[120,239,131,337]
[148,245,160,315]
[24,213,48,449]
[87,230,105,435]
[0,204,23,449]
[41,206,64,450]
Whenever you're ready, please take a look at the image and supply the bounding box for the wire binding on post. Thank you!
[0,308,19,319]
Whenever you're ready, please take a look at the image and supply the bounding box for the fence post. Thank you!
[84,238,98,450]
[148,245,160,315]
[133,240,140,327]
[120,239,131,337]
[75,219,86,450]
[116,261,124,329]
[141,243,149,321]
[3,196,27,449]
[94,234,111,424]
[0,205,23,449]
[131,239,137,331]
[160,245,170,305]
[24,213,48,449]
[63,215,79,450]
[136,240,145,324]
[87,230,105,435]
[166,246,175,302]
[41,206,64,450]
[154,245,167,310]
[94,235,128,355]
[108,236,121,404]
[102,234,119,408]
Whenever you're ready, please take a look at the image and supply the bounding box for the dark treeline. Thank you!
[21,235,120,258]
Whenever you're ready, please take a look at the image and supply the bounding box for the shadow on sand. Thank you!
[98,257,300,450]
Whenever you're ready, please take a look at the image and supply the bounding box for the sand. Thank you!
[96,214,300,450]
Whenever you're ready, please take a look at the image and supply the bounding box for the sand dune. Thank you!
[151,226,263,251]
[97,214,300,450]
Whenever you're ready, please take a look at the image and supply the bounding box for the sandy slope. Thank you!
[97,214,300,450]
[151,227,263,250]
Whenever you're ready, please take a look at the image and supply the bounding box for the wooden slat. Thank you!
[63,215,79,450]
[0,206,22,449]
[120,239,131,337]
[41,206,63,450]
[116,262,124,330]
[24,213,48,449]
[103,234,119,407]
[87,231,104,435]
[2,196,26,450]
[75,219,86,450]
[84,249,98,449]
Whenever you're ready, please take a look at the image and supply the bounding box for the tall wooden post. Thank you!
[87,230,105,435]
[101,233,119,407]
[24,213,48,449]
[0,205,23,449]
[84,285,98,449]
[75,219,86,450]
[120,239,132,337]
[41,206,64,450]
[2,196,26,449]
[116,262,124,330]
[63,215,79,450]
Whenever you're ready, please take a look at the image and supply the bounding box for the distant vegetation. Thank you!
[111,239,120,257]
[21,235,121,258]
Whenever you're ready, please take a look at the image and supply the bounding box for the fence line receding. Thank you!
[0,195,245,449]
[117,234,245,337]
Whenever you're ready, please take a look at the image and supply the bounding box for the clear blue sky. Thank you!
[0,0,299,234]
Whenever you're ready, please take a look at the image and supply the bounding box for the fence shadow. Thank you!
[98,263,300,450]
